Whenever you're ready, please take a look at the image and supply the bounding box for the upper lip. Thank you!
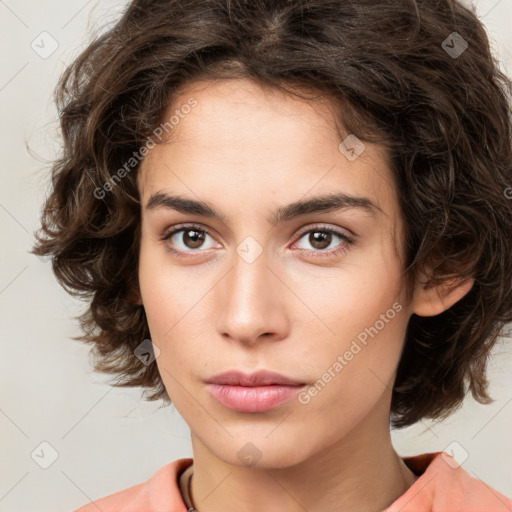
[205,370,305,387]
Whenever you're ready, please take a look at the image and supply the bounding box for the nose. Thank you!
[215,242,289,347]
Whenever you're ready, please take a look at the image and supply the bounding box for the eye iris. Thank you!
[184,229,205,249]
[310,231,331,250]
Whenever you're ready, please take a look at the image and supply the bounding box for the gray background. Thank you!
[0,0,511,510]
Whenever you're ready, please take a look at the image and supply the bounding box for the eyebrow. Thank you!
[145,191,383,225]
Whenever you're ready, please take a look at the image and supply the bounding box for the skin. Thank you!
[135,78,474,512]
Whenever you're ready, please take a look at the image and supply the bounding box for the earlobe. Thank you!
[411,266,474,317]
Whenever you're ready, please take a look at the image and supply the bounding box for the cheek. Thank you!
[138,241,206,369]
[138,239,191,334]
[300,311,407,435]
[288,238,404,338]
[318,302,407,416]
[138,260,171,337]
[297,247,407,394]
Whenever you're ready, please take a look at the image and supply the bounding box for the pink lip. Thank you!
[206,383,305,412]
[205,369,305,387]
[205,370,306,412]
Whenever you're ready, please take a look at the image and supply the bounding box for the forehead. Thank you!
[163,78,341,145]
[137,78,399,225]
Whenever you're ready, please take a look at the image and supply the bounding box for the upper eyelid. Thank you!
[162,223,212,237]
[294,224,352,238]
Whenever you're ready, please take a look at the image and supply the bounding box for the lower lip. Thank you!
[206,383,305,412]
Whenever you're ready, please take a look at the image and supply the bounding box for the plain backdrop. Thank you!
[1,1,511,511]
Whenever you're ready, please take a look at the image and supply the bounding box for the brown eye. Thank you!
[162,224,219,255]
[292,226,354,258]
[182,229,206,249]
[308,231,332,250]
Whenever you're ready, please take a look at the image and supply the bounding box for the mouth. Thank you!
[206,383,306,412]
[205,369,307,413]
[205,369,306,387]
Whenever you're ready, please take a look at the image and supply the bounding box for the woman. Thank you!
[33,0,512,510]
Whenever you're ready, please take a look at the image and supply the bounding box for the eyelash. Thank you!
[160,223,354,259]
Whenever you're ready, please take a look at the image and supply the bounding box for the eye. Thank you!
[161,223,354,259]
[292,225,354,257]
[161,224,219,256]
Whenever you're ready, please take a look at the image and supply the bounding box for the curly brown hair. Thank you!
[32,0,512,429]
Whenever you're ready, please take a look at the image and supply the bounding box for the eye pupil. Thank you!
[310,231,331,249]
[184,230,205,248]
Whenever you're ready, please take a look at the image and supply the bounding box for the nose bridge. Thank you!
[229,239,272,315]
[216,236,282,342]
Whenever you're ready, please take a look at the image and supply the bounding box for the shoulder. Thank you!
[73,458,193,512]
[386,451,512,512]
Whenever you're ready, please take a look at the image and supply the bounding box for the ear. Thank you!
[411,263,474,317]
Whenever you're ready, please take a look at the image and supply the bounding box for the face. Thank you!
[137,78,412,467]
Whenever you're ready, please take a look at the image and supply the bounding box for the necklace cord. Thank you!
[184,467,197,512]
